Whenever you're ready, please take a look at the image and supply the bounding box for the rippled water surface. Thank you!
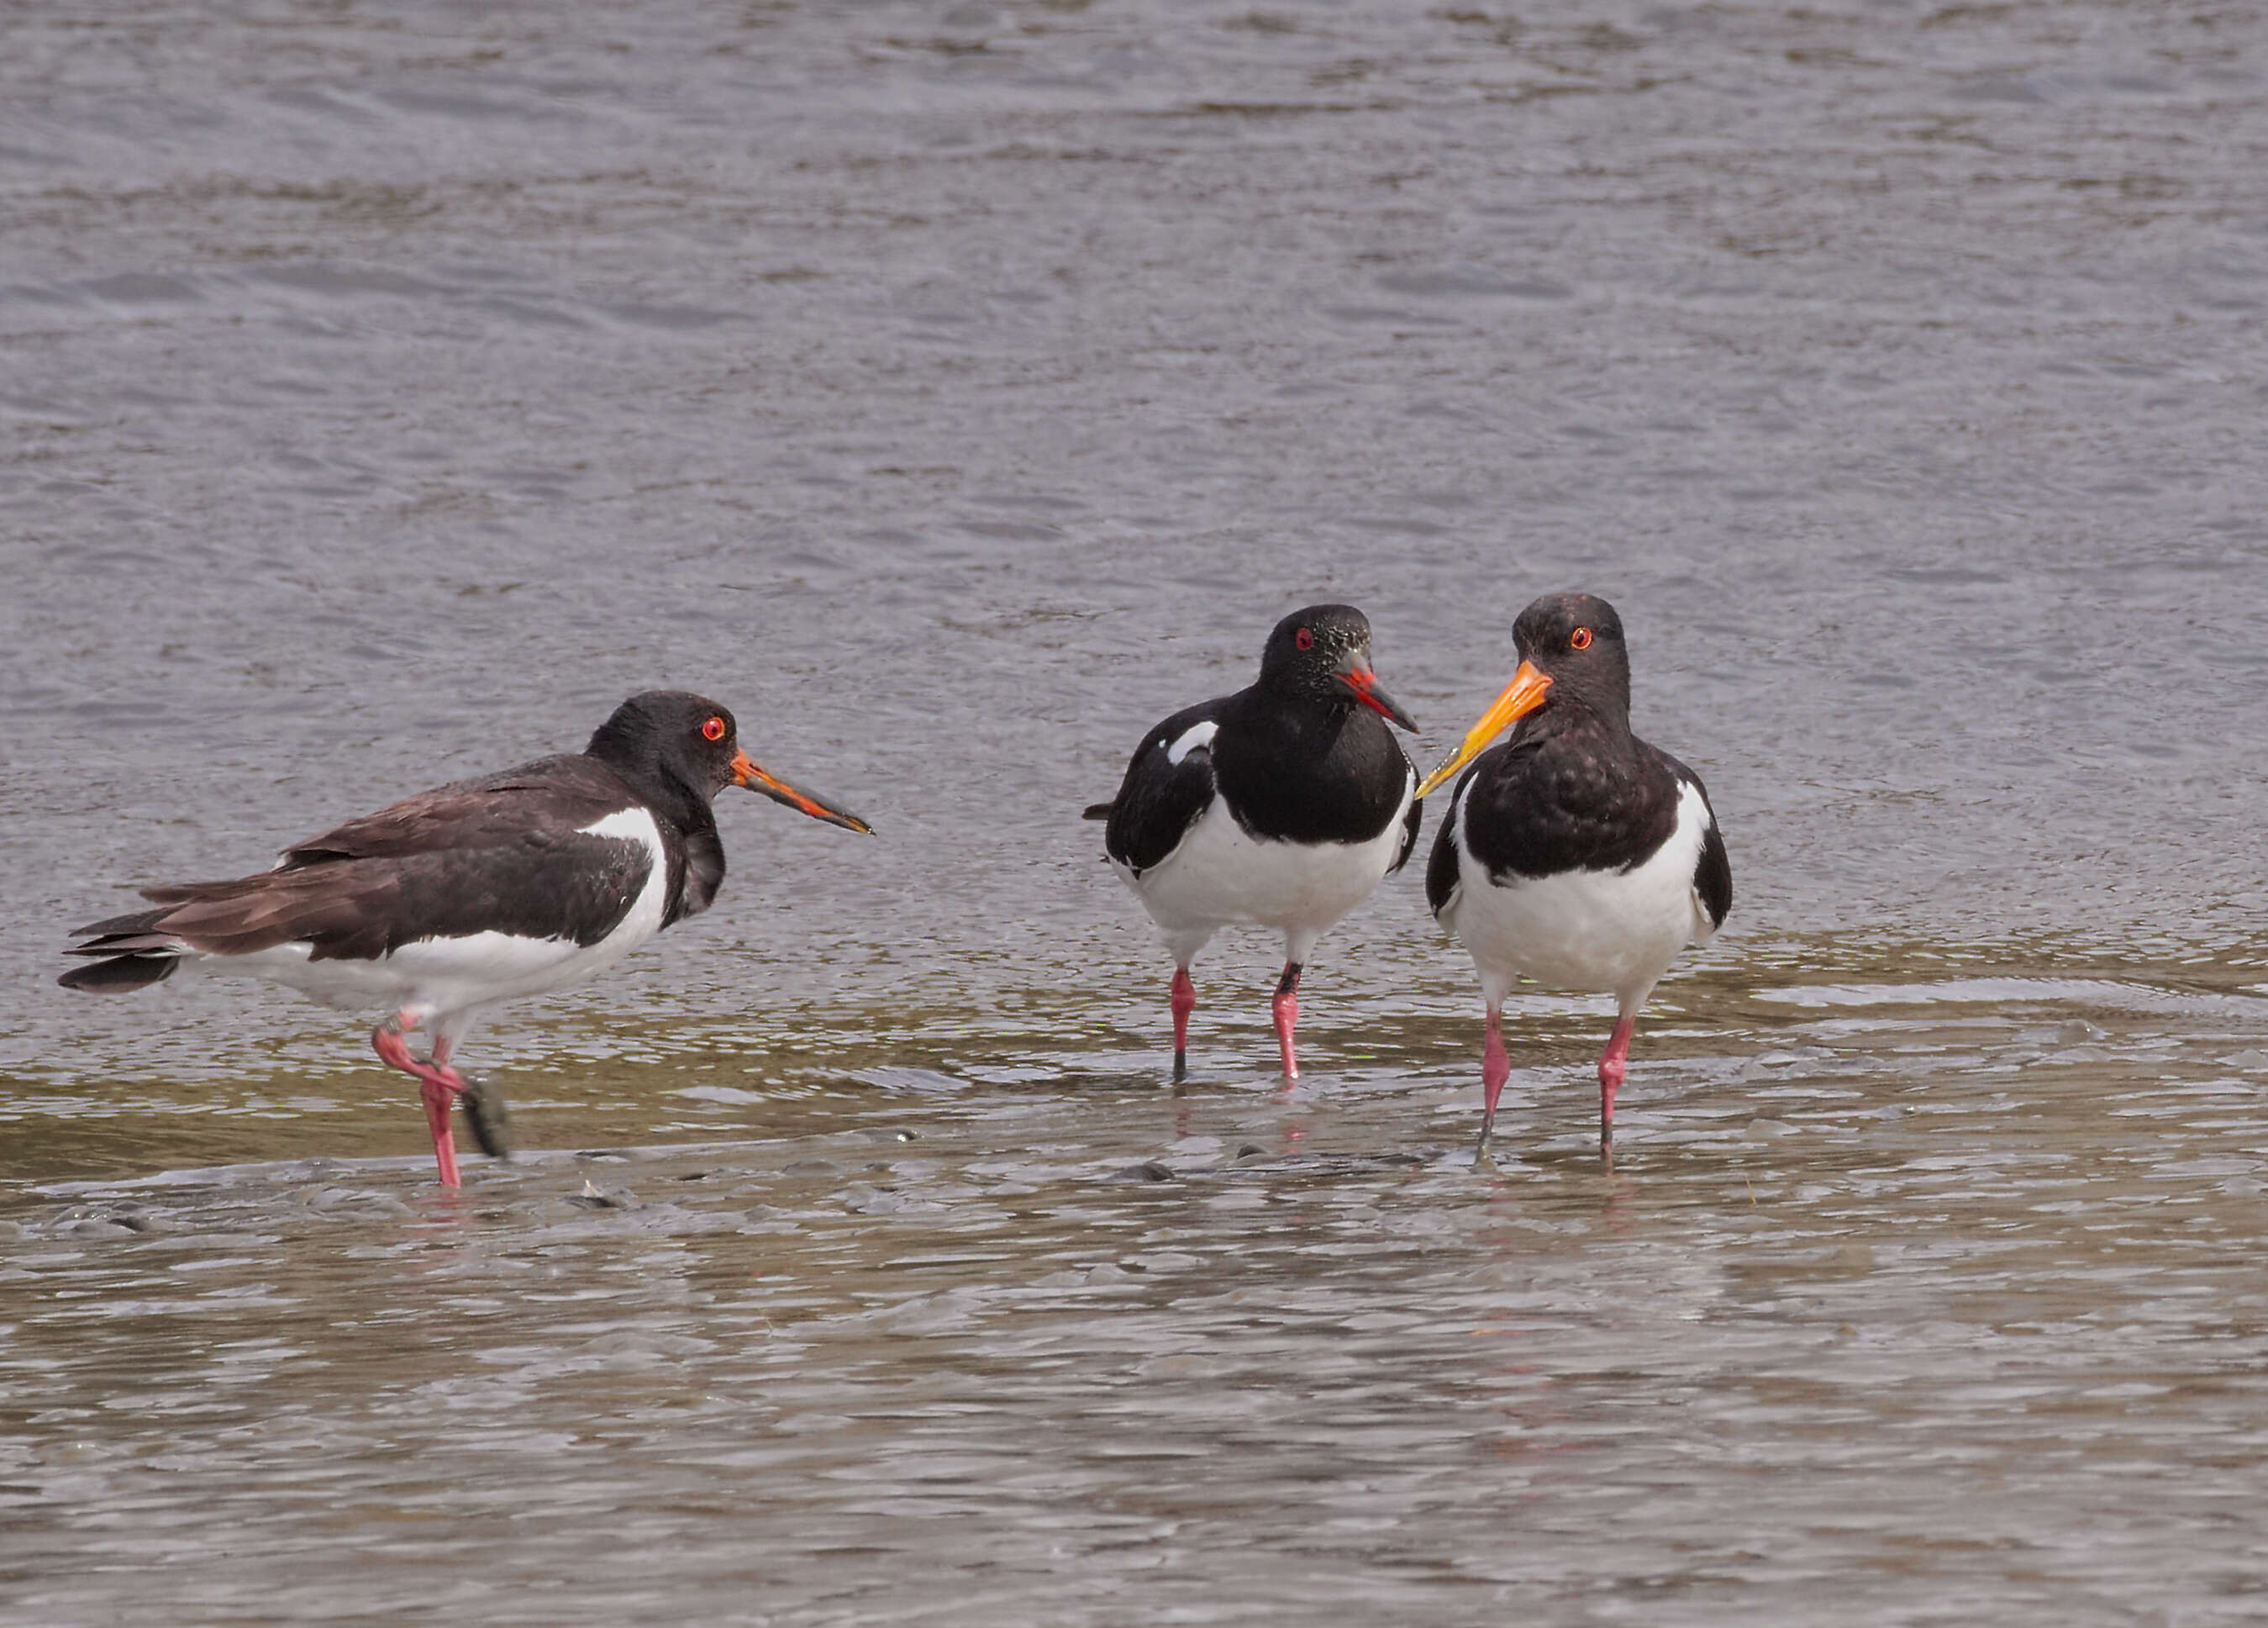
[6,1,2268,1622]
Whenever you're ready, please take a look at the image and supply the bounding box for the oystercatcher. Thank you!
[61,691,871,1186]
[1083,604,1422,1080]
[1418,593,1730,1156]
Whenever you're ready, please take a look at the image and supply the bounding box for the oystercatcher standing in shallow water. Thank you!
[61,691,871,1186]
[1418,593,1730,1156]
[1084,605,1423,1081]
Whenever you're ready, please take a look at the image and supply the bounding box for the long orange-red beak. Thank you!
[730,749,873,834]
[1334,661,1419,731]
[1414,660,1551,800]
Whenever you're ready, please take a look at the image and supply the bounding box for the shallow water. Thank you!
[6,1,2268,1622]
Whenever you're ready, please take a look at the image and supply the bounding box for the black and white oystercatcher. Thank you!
[1084,605,1422,1080]
[61,691,871,1186]
[1418,593,1730,1155]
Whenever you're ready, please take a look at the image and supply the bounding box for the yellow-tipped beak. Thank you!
[1414,660,1552,800]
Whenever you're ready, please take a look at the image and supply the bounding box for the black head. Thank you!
[1413,593,1633,800]
[587,691,871,833]
[587,691,746,799]
[1255,603,1418,730]
[1513,592,1631,722]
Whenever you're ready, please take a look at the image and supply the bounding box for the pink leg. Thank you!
[1598,1012,1636,1146]
[1271,962,1302,1081]
[372,1014,470,1187]
[1477,1003,1510,1157]
[1170,967,1197,1081]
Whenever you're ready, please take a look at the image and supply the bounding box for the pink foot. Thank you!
[1170,967,1196,1080]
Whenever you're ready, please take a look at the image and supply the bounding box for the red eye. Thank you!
[1295,627,1314,651]
[702,715,727,742]
[1570,627,1592,651]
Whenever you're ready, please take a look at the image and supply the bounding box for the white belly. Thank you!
[1444,778,1716,1006]
[1118,778,1413,965]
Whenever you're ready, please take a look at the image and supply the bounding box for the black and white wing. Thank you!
[1663,754,1733,933]
[1087,700,1227,877]
[1423,763,1480,923]
[1389,763,1423,876]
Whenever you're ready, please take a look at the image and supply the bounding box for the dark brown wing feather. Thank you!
[276,756,631,867]
[97,836,653,962]
[63,756,660,972]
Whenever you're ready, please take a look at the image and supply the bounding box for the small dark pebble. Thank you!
[1111,1161,1176,1183]
[1236,1144,1266,1160]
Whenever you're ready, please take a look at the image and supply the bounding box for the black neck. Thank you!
[1215,685,1408,845]
[592,749,710,838]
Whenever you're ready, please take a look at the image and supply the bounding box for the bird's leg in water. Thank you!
[1597,1011,1636,1151]
[1476,1002,1509,1161]
[1171,967,1196,1082]
[1272,962,1303,1080]
[372,1013,471,1187]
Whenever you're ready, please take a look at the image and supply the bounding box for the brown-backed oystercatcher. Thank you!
[1418,593,1731,1156]
[1084,605,1422,1081]
[61,691,871,1185]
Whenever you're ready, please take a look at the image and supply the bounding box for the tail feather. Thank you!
[65,866,382,993]
[71,905,175,940]
[140,877,272,909]
[59,954,179,993]
[63,903,187,993]
[71,873,361,964]
[66,931,181,956]
[149,892,312,955]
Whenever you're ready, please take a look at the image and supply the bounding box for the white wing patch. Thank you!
[1164,720,1218,766]
[581,807,664,851]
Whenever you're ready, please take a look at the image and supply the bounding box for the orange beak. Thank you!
[730,748,873,835]
[1414,660,1551,800]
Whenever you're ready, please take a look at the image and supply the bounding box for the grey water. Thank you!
[5,1,2268,1621]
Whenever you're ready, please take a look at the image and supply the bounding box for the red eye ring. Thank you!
[1570,627,1592,651]
[1295,627,1315,651]
[702,715,727,742]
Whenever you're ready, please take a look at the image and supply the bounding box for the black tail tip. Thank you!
[1082,802,1113,821]
[59,956,178,994]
